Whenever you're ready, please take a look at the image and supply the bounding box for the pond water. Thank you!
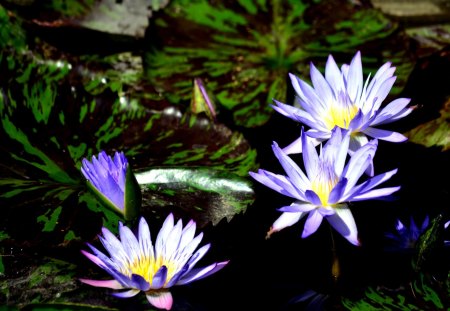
[0,1,449,310]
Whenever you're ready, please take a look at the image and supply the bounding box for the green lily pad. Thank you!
[341,272,449,311]
[404,99,450,151]
[144,0,413,128]
[0,7,257,249]
[136,167,255,227]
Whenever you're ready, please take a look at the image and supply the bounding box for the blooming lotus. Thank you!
[249,127,400,245]
[81,151,141,220]
[272,51,413,154]
[80,214,229,310]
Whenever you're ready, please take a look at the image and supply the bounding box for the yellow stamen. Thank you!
[311,166,338,206]
[323,104,358,130]
[121,255,178,286]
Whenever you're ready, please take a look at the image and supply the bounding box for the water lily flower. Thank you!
[385,216,430,250]
[272,51,413,154]
[80,214,229,310]
[385,215,450,251]
[81,151,141,220]
[249,127,400,246]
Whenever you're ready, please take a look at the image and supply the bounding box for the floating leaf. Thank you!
[136,167,255,227]
[341,273,449,311]
[404,99,450,151]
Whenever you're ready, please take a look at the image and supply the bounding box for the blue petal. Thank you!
[130,274,150,291]
[305,190,322,206]
[151,266,168,289]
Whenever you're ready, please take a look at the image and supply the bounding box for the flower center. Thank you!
[323,92,359,130]
[123,255,178,286]
[311,164,338,206]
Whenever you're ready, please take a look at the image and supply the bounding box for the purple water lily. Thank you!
[385,216,450,250]
[249,127,400,246]
[80,214,229,310]
[273,51,413,154]
[81,151,128,213]
[385,216,430,250]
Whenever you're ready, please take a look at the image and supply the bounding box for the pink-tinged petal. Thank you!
[112,289,141,298]
[81,249,109,268]
[363,127,408,142]
[79,278,124,289]
[351,186,401,201]
[327,206,360,246]
[176,260,229,285]
[302,210,323,238]
[147,291,173,310]
[267,212,304,238]
[81,249,132,287]
[278,202,316,213]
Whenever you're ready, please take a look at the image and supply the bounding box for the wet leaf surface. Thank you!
[0,1,449,310]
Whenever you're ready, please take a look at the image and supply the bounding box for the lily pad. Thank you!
[137,167,255,227]
[0,6,257,250]
[404,97,450,151]
[144,0,413,127]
